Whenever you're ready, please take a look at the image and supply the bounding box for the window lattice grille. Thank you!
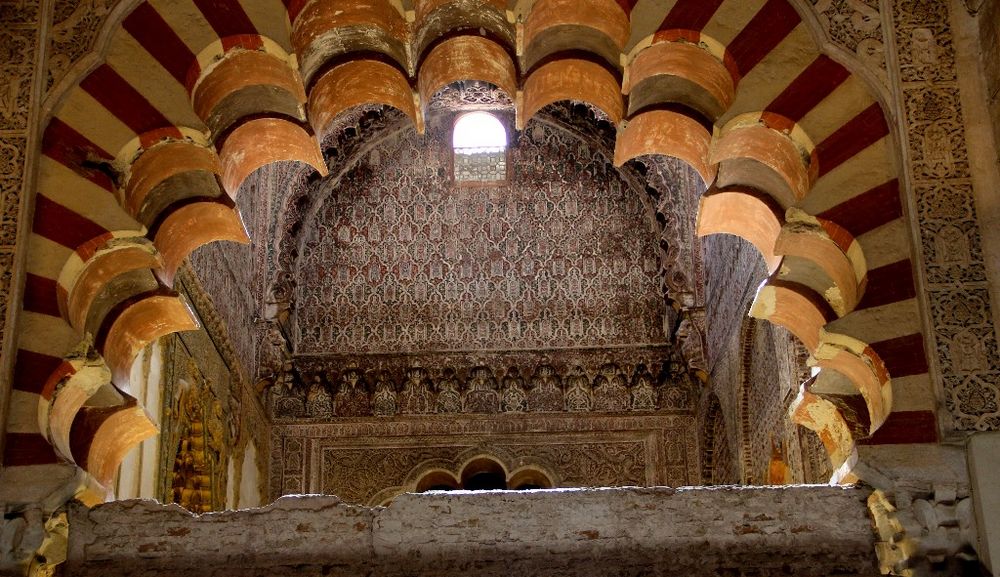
[454,149,506,182]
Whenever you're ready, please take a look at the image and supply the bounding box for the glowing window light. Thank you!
[453,112,507,153]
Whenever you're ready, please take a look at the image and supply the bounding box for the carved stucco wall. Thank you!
[978,0,1000,153]
[186,162,281,384]
[294,116,667,358]
[739,316,804,484]
[156,268,270,511]
[258,109,704,502]
[702,235,758,484]
[813,0,889,86]
[270,413,698,505]
[0,0,47,453]
[886,0,1000,434]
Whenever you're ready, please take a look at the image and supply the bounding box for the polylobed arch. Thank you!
[5,0,937,508]
[391,452,557,505]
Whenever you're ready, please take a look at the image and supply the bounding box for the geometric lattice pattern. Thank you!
[294,119,667,354]
[454,150,507,182]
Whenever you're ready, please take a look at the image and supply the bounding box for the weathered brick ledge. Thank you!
[66,485,878,576]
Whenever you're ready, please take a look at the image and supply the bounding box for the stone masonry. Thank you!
[65,486,878,577]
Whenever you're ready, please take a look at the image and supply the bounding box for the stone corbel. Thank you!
[675,308,708,382]
[0,505,67,577]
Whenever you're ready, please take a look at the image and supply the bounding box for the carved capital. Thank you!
[869,487,978,576]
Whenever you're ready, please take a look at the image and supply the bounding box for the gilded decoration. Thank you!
[167,364,225,513]
[156,272,271,511]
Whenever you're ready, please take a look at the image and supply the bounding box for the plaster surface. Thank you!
[66,485,879,577]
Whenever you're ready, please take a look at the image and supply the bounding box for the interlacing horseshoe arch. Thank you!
[8,0,933,500]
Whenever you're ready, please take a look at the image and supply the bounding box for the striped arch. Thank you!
[5,0,936,501]
[614,110,716,186]
[412,0,514,68]
[520,59,624,129]
[218,118,328,195]
[72,394,159,488]
[711,113,818,208]
[190,40,307,138]
[417,36,518,119]
[522,0,629,73]
[42,347,112,463]
[696,188,783,274]
[751,282,831,352]
[117,132,222,224]
[55,233,160,334]
[776,208,868,317]
[624,33,736,122]
[789,387,859,484]
[309,60,420,139]
[116,134,249,285]
[9,0,282,499]
[290,0,409,85]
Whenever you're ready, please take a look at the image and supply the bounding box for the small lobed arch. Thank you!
[409,454,557,495]
[520,59,625,129]
[188,37,306,138]
[614,109,716,186]
[291,0,409,86]
[309,60,421,139]
[624,33,737,123]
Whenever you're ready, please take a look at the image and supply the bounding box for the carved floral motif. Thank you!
[46,0,110,90]
[812,0,888,84]
[272,413,697,503]
[271,357,698,420]
[891,0,1000,433]
[295,118,667,355]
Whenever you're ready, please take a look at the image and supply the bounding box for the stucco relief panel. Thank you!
[0,0,39,380]
[894,0,957,83]
[891,0,1000,432]
[0,28,35,131]
[0,0,41,24]
[294,120,667,355]
[812,0,888,84]
[47,0,111,91]
[271,415,695,504]
[905,87,971,180]
[0,248,14,333]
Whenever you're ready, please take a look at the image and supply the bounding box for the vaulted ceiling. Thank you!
[7,0,934,500]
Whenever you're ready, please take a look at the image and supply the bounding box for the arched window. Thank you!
[452,112,508,183]
[411,457,554,493]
